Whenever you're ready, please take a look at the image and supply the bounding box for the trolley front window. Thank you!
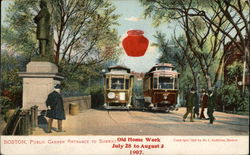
[111,78,124,89]
[159,77,173,89]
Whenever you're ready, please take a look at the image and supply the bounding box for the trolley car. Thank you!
[103,65,134,109]
[143,63,179,112]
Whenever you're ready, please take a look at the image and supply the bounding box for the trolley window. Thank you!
[106,78,109,89]
[159,77,173,89]
[125,79,129,89]
[174,77,178,89]
[153,78,158,89]
[111,78,124,89]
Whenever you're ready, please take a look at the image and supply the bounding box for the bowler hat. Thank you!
[208,89,213,94]
[54,84,61,89]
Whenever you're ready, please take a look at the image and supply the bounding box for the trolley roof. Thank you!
[148,63,176,72]
[105,65,133,76]
[108,65,131,73]
[155,63,174,67]
[145,63,179,77]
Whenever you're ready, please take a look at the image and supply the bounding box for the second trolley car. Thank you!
[143,63,179,112]
[103,65,134,110]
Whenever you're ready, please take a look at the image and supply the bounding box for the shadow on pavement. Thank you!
[38,110,48,133]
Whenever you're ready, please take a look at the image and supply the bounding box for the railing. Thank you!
[3,105,38,135]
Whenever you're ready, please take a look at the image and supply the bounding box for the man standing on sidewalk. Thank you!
[183,88,196,122]
[46,84,66,133]
[199,89,208,119]
[207,89,216,124]
[193,91,200,119]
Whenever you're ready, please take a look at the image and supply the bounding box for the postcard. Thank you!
[0,0,249,154]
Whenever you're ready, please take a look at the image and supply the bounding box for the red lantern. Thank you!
[122,30,149,57]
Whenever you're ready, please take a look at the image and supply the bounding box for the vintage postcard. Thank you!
[0,0,249,154]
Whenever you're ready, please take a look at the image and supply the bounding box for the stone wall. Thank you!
[63,96,91,114]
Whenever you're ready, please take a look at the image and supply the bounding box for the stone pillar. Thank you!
[19,61,64,110]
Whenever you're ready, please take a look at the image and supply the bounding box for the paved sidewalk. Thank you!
[32,108,249,136]
[32,110,93,136]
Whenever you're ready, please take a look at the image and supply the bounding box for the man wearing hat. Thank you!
[46,84,65,133]
[199,89,208,119]
[183,87,196,122]
[207,89,216,124]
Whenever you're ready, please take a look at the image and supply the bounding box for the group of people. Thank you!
[183,87,215,124]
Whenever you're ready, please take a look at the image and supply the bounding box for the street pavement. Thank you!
[32,107,249,136]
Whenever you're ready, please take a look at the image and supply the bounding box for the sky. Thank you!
[1,1,11,24]
[1,0,179,73]
[111,0,178,72]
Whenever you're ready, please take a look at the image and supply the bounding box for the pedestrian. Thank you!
[183,88,196,122]
[46,84,66,133]
[207,89,216,124]
[199,89,208,119]
[193,90,199,119]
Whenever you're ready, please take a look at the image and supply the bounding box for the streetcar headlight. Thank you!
[119,92,125,100]
[107,92,115,99]
[163,94,168,99]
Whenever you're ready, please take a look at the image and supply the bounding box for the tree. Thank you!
[140,0,249,55]
[2,0,121,94]
[0,50,23,111]
[154,31,199,87]
[3,0,121,71]
[153,31,187,71]
[140,0,249,113]
[226,61,244,84]
[140,0,249,90]
[217,84,249,112]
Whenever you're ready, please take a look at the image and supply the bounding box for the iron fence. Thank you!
[3,105,38,135]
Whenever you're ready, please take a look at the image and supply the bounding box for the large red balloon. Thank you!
[122,30,149,57]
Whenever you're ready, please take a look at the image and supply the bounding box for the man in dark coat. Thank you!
[183,88,196,122]
[46,84,65,133]
[207,89,216,124]
[193,91,199,118]
[199,89,208,119]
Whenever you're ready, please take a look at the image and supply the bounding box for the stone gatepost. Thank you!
[19,61,64,110]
